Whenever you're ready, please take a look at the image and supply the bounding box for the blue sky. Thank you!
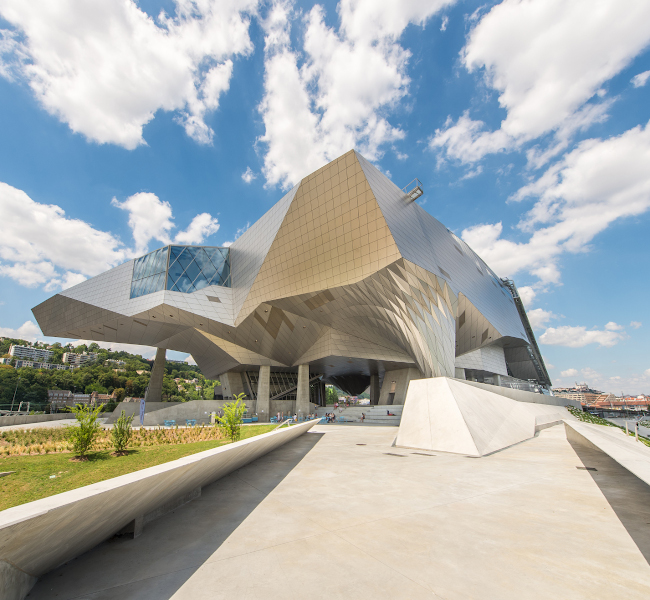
[0,0,648,393]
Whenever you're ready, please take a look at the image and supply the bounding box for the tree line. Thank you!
[0,338,218,406]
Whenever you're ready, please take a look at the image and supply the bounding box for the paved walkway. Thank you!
[30,425,650,599]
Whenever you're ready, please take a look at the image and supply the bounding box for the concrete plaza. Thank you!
[30,424,650,599]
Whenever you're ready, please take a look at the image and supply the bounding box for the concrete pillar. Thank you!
[378,368,422,405]
[144,348,166,402]
[296,364,310,418]
[257,366,271,422]
[219,371,246,399]
[369,375,380,405]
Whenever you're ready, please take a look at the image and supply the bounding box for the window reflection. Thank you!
[130,245,230,299]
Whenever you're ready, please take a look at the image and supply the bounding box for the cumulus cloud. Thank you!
[258,0,453,188]
[0,182,219,291]
[440,16,449,32]
[560,368,578,377]
[174,213,220,245]
[461,121,650,283]
[0,0,257,148]
[0,181,127,288]
[527,308,555,330]
[111,193,175,255]
[540,323,626,348]
[431,0,650,166]
[631,70,650,88]
[0,320,43,342]
[241,167,257,183]
[517,286,536,307]
[630,321,642,329]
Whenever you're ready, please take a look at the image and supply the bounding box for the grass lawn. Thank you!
[0,424,275,511]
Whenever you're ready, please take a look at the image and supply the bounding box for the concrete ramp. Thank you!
[395,377,574,456]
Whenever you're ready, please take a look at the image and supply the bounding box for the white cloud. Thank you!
[111,193,174,255]
[241,167,257,183]
[0,0,257,148]
[0,181,127,288]
[561,368,578,377]
[258,0,452,188]
[517,285,536,307]
[0,320,43,342]
[0,182,220,291]
[440,16,449,32]
[631,70,650,88]
[630,321,642,329]
[462,121,650,283]
[431,0,650,165]
[540,324,626,348]
[604,321,624,331]
[174,213,220,245]
[527,308,555,330]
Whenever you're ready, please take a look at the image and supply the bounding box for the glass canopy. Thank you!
[130,245,230,299]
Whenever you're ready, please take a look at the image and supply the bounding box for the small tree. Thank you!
[216,394,247,443]
[67,402,104,458]
[111,409,135,454]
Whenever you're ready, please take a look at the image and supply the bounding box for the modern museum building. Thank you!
[33,150,551,421]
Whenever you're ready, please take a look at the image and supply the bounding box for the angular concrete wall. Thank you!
[0,414,75,427]
[0,419,319,600]
[395,377,575,457]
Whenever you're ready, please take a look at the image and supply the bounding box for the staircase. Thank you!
[315,405,403,426]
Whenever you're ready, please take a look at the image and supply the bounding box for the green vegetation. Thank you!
[67,403,104,458]
[0,424,275,511]
[1,423,230,457]
[111,410,135,453]
[217,395,247,442]
[566,406,650,448]
[0,337,219,407]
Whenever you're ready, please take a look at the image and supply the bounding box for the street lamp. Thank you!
[10,377,21,412]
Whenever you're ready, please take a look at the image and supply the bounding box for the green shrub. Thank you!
[111,409,135,453]
[216,394,247,443]
[66,403,104,458]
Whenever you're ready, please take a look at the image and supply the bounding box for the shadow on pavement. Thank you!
[569,439,650,565]
[29,432,324,600]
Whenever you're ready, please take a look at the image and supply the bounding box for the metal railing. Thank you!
[402,178,423,202]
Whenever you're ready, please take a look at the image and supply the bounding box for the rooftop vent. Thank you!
[402,178,423,202]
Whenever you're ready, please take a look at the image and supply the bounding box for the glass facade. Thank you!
[130,245,230,299]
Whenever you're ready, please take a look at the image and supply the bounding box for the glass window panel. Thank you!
[219,261,230,285]
[176,248,194,271]
[167,259,185,284]
[166,273,175,290]
[204,248,221,262]
[170,283,181,292]
[150,272,164,294]
[183,260,201,284]
[132,256,146,280]
[142,275,156,296]
[143,251,157,279]
[153,248,168,274]
[184,247,198,260]
[169,246,184,263]
[194,248,216,278]
[131,278,144,298]
[194,277,209,291]
[209,251,225,274]
[145,251,158,279]
[175,273,194,293]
